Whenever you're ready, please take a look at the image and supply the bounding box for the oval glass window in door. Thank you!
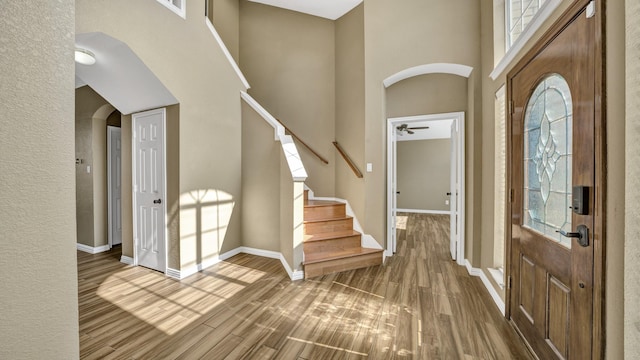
[522,74,573,247]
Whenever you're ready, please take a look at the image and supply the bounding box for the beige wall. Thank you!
[212,0,240,62]
[241,102,282,252]
[396,139,451,211]
[335,4,366,222]
[76,88,98,247]
[77,0,246,271]
[386,74,468,118]
[75,86,112,248]
[624,1,639,359]
[239,1,336,197]
[363,0,482,255]
[0,2,78,358]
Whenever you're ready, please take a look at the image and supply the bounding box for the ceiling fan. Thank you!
[396,123,429,135]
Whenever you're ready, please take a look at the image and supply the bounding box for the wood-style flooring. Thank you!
[78,213,533,359]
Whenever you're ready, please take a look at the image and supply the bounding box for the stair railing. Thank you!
[276,119,329,165]
[333,141,363,178]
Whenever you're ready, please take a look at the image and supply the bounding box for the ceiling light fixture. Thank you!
[75,48,96,65]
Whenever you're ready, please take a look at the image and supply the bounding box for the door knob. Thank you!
[446,192,452,196]
[556,224,589,247]
[153,199,162,204]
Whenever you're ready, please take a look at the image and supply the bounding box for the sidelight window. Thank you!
[156,0,186,19]
[507,0,547,48]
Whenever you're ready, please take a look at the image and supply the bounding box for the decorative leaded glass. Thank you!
[523,74,572,247]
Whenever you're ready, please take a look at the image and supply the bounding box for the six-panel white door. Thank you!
[133,108,166,273]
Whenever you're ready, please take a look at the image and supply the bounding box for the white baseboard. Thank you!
[396,208,451,215]
[120,256,134,265]
[166,268,181,280]
[465,259,506,315]
[163,246,304,281]
[76,243,111,254]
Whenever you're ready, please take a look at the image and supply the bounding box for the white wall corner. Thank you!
[76,243,110,254]
[465,259,506,315]
[120,255,134,265]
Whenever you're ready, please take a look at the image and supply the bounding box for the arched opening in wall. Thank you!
[383,69,469,266]
[75,32,179,274]
[74,88,120,254]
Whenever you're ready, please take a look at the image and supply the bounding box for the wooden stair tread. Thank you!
[304,230,361,243]
[305,200,344,207]
[303,247,383,265]
[304,216,352,224]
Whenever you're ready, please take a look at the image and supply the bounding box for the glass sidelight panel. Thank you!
[523,74,572,247]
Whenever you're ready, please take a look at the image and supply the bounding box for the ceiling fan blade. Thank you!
[408,126,430,130]
[407,130,415,135]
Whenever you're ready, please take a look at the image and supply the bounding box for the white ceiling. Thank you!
[248,0,363,20]
[396,119,454,141]
[75,32,178,115]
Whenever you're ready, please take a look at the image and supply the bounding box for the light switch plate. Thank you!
[366,163,373,172]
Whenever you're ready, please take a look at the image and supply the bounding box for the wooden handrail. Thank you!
[277,120,329,165]
[332,141,363,178]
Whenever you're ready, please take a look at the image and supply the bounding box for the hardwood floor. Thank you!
[78,213,532,359]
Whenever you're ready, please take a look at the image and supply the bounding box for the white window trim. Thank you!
[156,0,186,19]
[490,0,562,80]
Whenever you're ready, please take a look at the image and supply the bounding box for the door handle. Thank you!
[446,192,452,196]
[556,224,589,247]
[153,199,162,204]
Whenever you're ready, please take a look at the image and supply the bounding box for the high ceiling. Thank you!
[248,0,363,20]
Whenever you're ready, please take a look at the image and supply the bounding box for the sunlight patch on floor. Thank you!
[96,262,266,335]
[287,336,369,356]
[396,215,408,230]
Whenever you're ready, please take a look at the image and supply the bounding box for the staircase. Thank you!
[303,191,383,278]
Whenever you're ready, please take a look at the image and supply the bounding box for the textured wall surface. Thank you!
[0,1,79,358]
[626,1,640,358]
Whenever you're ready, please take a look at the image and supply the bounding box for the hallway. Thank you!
[78,214,532,359]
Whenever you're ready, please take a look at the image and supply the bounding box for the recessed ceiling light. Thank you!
[75,48,96,65]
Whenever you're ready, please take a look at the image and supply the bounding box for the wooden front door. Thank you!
[507,1,602,359]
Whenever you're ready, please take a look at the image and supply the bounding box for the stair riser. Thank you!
[304,204,346,221]
[303,236,361,253]
[304,252,383,279]
[304,218,353,235]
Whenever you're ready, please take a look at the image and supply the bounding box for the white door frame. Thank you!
[386,112,466,265]
[132,108,168,272]
[107,126,122,248]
